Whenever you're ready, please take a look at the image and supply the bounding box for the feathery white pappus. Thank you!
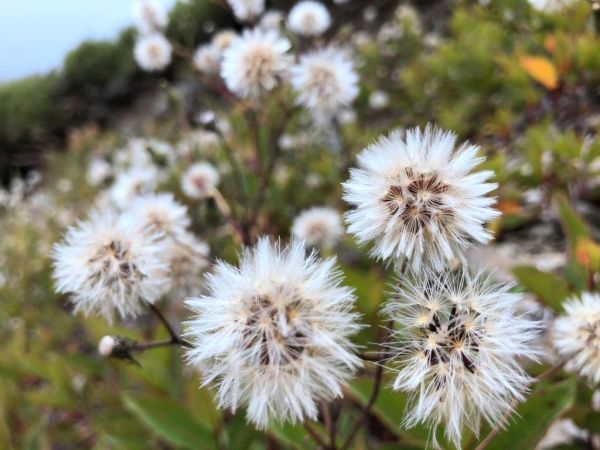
[383,267,540,448]
[133,0,166,34]
[221,28,291,98]
[110,167,159,208]
[553,292,600,383]
[134,33,172,72]
[181,162,220,200]
[52,210,170,322]
[291,206,344,250]
[166,231,210,299]
[287,1,331,37]
[343,125,500,271]
[290,47,359,123]
[126,193,190,238]
[193,44,222,75]
[185,237,362,429]
[226,0,265,22]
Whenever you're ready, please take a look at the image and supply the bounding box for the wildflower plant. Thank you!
[8,0,600,449]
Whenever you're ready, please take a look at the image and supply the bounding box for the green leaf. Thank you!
[554,193,590,248]
[482,379,576,450]
[269,422,323,450]
[512,265,570,311]
[123,394,216,450]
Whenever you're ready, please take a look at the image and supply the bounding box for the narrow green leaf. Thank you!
[123,394,216,450]
[512,265,570,311]
[269,422,324,450]
[554,193,590,248]
[482,379,576,450]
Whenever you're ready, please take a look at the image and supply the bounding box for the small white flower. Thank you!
[343,125,500,271]
[368,90,389,110]
[221,28,291,98]
[98,335,117,357]
[133,0,166,34]
[292,207,344,250]
[168,231,210,299]
[553,293,600,383]
[193,44,222,74]
[260,10,283,30]
[87,158,112,186]
[127,193,190,238]
[186,237,362,429]
[134,33,172,72]
[226,0,265,22]
[181,162,220,199]
[287,1,331,37]
[110,167,158,208]
[212,29,237,52]
[384,267,539,448]
[52,210,170,322]
[291,47,358,123]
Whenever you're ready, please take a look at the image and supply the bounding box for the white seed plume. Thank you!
[212,30,237,52]
[384,267,539,448]
[134,33,172,72]
[167,231,210,299]
[260,10,284,31]
[226,0,265,22]
[52,210,170,322]
[553,293,600,383]
[290,47,358,123]
[110,167,158,208]
[343,125,499,271]
[181,162,220,200]
[193,44,222,74]
[221,28,291,98]
[185,237,362,429]
[369,90,390,109]
[291,206,344,250]
[98,335,117,357]
[126,193,190,238]
[87,158,112,187]
[287,1,331,37]
[133,0,166,34]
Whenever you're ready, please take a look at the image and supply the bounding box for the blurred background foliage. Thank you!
[2,0,600,449]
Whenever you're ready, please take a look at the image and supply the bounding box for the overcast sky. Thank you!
[0,0,177,83]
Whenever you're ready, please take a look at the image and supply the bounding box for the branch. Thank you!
[148,303,193,348]
[304,422,329,450]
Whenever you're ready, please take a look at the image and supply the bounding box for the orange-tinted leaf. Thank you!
[519,56,559,90]
[497,200,522,215]
[575,238,600,271]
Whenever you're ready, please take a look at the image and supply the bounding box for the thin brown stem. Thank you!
[148,303,193,348]
[211,188,250,245]
[130,339,182,352]
[304,422,329,450]
[321,400,336,449]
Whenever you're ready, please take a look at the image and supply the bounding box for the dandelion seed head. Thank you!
[291,207,344,250]
[343,125,500,271]
[226,0,266,22]
[291,47,358,123]
[52,210,170,322]
[384,267,539,448]
[110,167,158,208]
[134,33,172,72]
[212,29,237,52]
[553,293,600,384]
[181,162,220,200]
[221,29,291,98]
[193,44,222,74]
[133,0,166,33]
[185,237,362,428]
[287,1,331,37]
[127,193,190,238]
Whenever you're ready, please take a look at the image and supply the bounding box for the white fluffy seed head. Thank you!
[369,90,389,109]
[126,192,190,238]
[287,1,331,37]
[553,292,600,383]
[133,0,166,33]
[193,44,222,74]
[212,30,237,52]
[290,47,359,123]
[260,10,284,31]
[52,209,171,322]
[167,231,210,299]
[291,207,344,250]
[110,167,158,208]
[87,158,112,187]
[134,33,172,72]
[343,125,500,271]
[221,28,291,98]
[384,267,540,448]
[181,162,220,199]
[226,0,266,22]
[98,335,117,357]
[185,237,362,429]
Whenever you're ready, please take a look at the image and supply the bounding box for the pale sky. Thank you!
[0,0,177,82]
